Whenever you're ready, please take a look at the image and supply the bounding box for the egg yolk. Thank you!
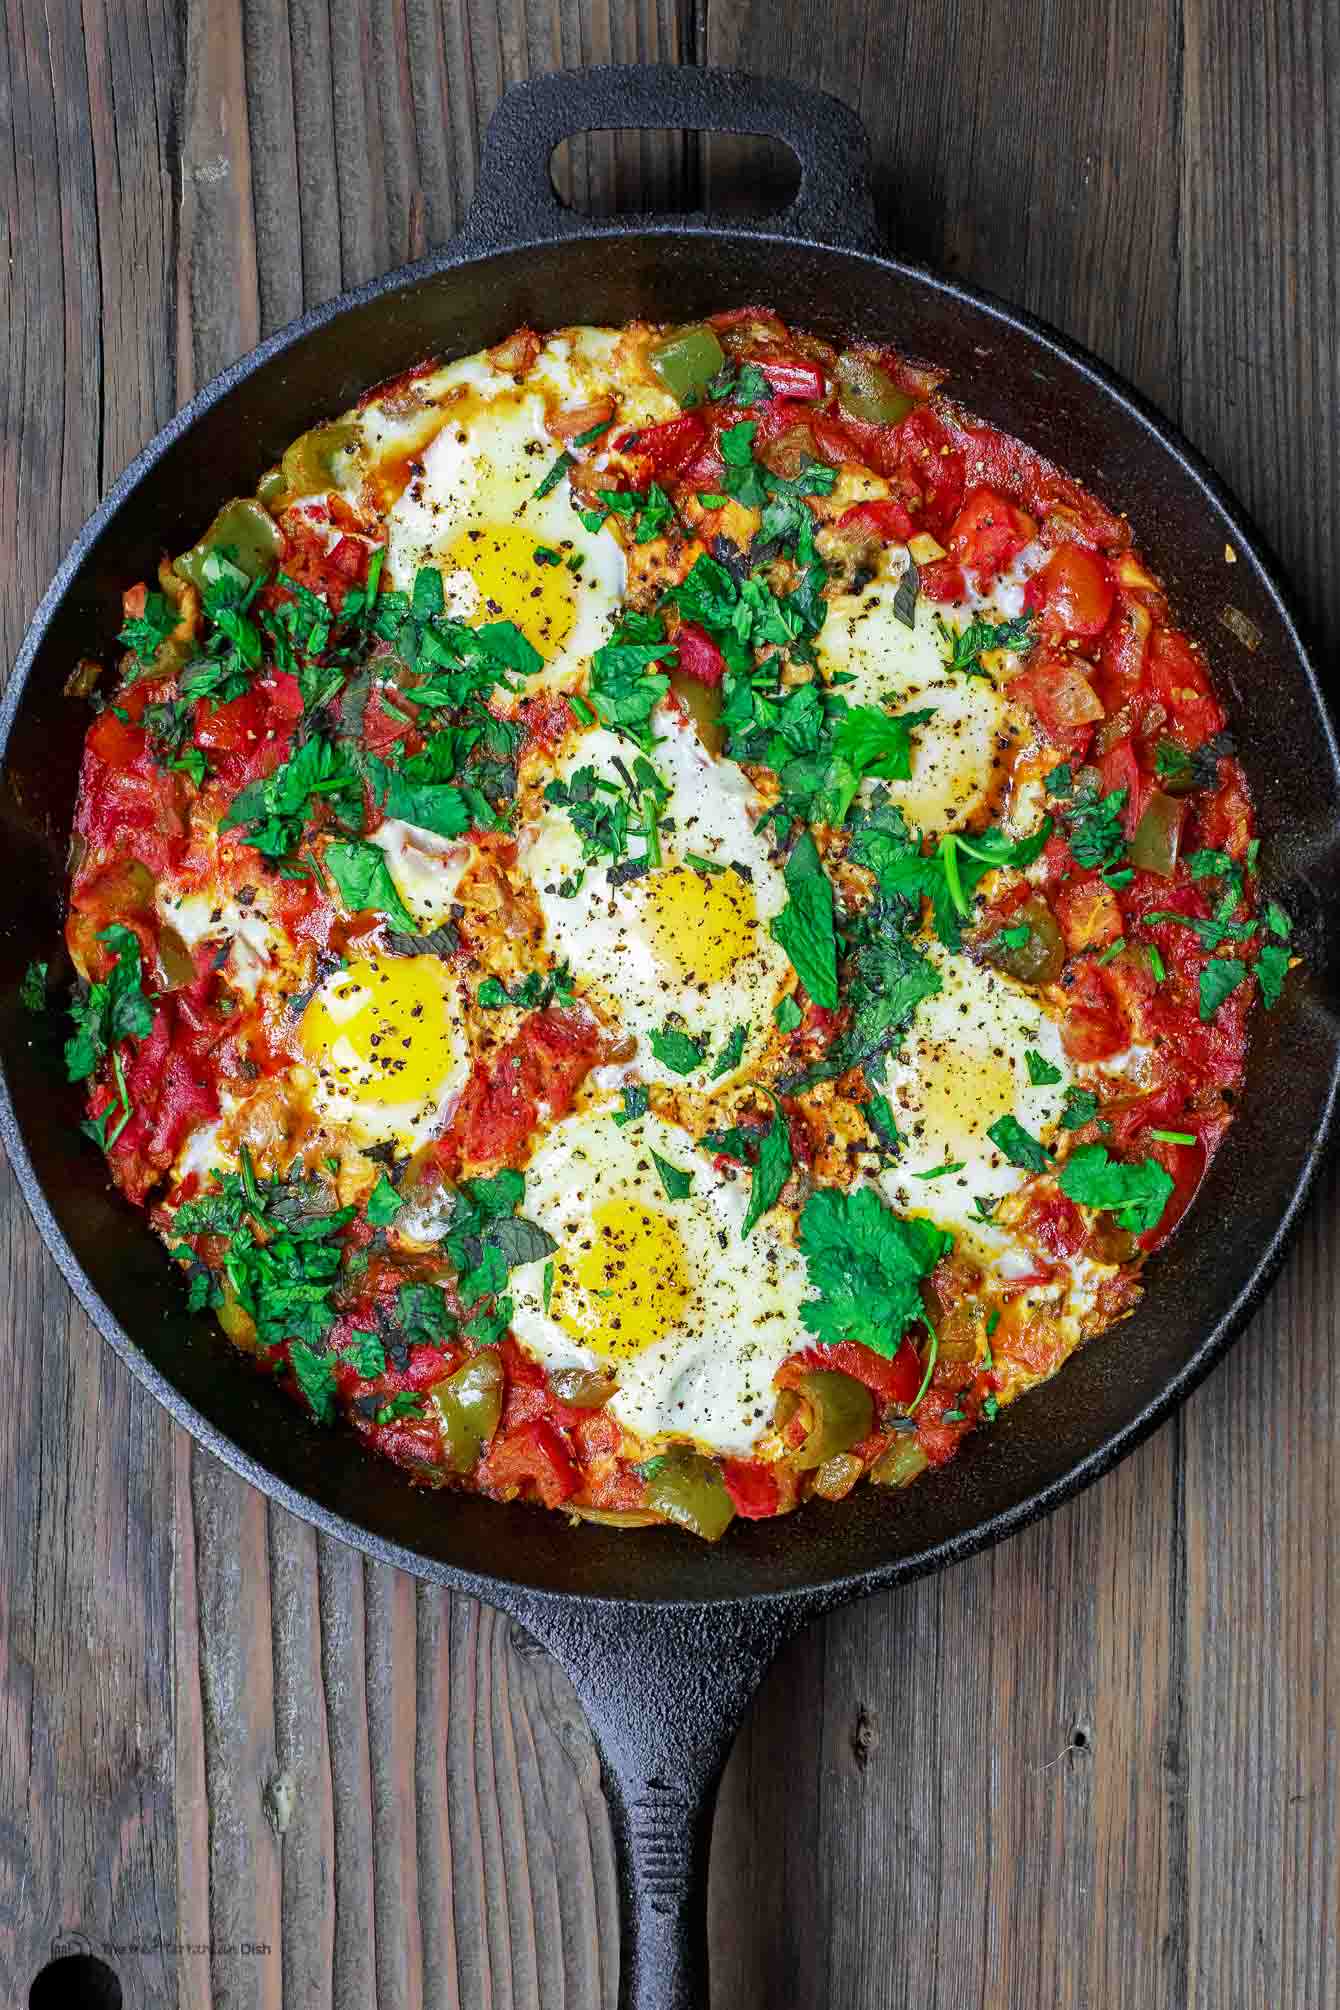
[914,1042,1019,1160]
[550,1198,691,1359]
[299,955,461,1140]
[440,522,576,660]
[642,864,758,986]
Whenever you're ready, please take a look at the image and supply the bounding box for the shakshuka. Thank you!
[45,312,1292,1538]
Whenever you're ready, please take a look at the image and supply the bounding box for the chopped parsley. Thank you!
[650,1151,694,1202]
[20,961,47,1012]
[740,1098,792,1239]
[1025,1048,1063,1086]
[771,830,839,1007]
[65,925,155,1083]
[933,611,1035,680]
[798,1185,952,1358]
[1058,1144,1174,1236]
[986,1115,1053,1173]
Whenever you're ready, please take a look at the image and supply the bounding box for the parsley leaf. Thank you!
[365,1175,402,1226]
[1065,785,1128,870]
[934,611,1035,680]
[588,613,675,749]
[219,735,361,859]
[1060,1086,1102,1131]
[65,925,155,1082]
[711,1023,748,1081]
[771,831,839,1007]
[118,589,178,667]
[20,961,46,1012]
[819,703,935,826]
[1255,940,1290,1009]
[1058,1144,1174,1235]
[323,839,417,934]
[342,1330,387,1379]
[987,1114,1053,1173]
[798,1185,952,1357]
[740,1099,793,1238]
[612,1083,649,1126]
[1199,956,1250,1020]
[1025,1048,1063,1086]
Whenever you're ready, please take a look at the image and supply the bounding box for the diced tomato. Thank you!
[1008,653,1104,753]
[521,692,579,750]
[673,622,726,687]
[1017,1187,1087,1261]
[1054,874,1123,952]
[807,410,871,467]
[837,498,916,543]
[87,709,147,770]
[193,688,269,755]
[917,560,967,603]
[1061,961,1128,1062]
[327,534,369,584]
[479,1419,579,1508]
[1145,628,1226,747]
[1023,543,1116,638]
[1092,592,1152,715]
[443,1008,600,1169]
[945,486,1036,586]
[1190,756,1254,860]
[721,1459,781,1519]
[1097,737,1150,837]
[914,1386,972,1467]
[880,407,966,537]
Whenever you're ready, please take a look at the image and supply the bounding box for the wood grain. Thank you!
[0,3,1336,2007]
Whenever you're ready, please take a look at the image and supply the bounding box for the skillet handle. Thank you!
[512,1594,809,2009]
[457,64,882,257]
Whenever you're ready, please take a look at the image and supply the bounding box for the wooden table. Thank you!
[3,4,1336,2004]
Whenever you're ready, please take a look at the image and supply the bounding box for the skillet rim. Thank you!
[3,218,1337,1616]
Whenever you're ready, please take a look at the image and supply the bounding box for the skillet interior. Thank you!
[3,229,1337,1608]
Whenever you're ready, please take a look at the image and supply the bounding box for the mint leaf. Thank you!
[741,1102,792,1239]
[771,831,838,1007]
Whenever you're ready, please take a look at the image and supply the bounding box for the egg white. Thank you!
[876,939,1073,1255]
[369,817,474,931]
[508,1107,810,1455]
[522,710,791,1087]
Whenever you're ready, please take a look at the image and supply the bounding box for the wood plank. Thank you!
[0,5,182,2008]
[1178,9,1340,2008]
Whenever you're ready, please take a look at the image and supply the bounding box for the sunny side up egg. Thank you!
[817,558,1022,836]
[350,331,683,695]
[507,1107,812,1456]
[876,940,1074,1254]
[521,709,794,1088]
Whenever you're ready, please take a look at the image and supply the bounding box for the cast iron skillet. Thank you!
[3,65,1338,2010]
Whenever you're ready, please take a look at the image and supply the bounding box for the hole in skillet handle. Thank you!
[551,128,801,221]
[455,63,883,257]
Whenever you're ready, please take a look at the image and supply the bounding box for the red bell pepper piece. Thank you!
[622,412,706,479]
[838,498,917,543]
[757,356,827,401]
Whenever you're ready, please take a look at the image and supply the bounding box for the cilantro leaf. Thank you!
[771,831,839,1007]
[1060,1086,1102,1131]
[1058,1144,1174,1235]
[798,1185,952,1357]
